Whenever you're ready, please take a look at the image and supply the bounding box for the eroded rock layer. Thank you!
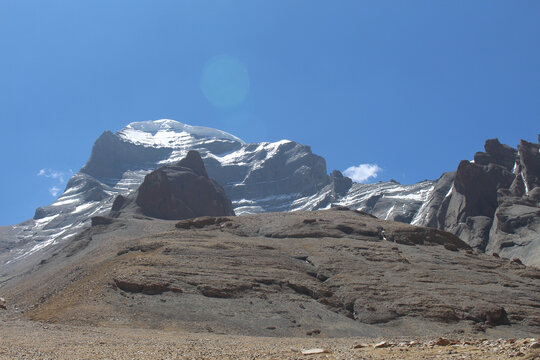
[2,209,538,338]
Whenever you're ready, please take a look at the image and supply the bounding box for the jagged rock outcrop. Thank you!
[330,170,353,197]
[474,138,517,170]
[117,150,235,220]
[429,137,540,267]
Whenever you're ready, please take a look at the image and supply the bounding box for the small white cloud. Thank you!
[37,168,73,184]
[38,168,72,197]
[344,164,382,183]
[49,186,61,197]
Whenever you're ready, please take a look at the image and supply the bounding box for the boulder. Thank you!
[91,216,114,227]
[472,305,510,326]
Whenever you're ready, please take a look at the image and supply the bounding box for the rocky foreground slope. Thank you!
[1,208,538,339]
[0,316,539,360]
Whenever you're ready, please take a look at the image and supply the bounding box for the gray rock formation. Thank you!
[81,130,173,181]
[115,150,235,220]
[421,138,540,267]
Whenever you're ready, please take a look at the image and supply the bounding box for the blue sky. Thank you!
[1,1,539,225]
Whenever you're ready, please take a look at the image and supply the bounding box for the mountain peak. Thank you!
[176,150,208,178]
[117,119,245,147]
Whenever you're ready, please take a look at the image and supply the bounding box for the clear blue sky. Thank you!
[1,1,539,225]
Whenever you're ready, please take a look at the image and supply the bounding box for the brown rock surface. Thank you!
[0,208,538,339]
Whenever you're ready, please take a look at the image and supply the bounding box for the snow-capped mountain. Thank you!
[1,119,537,270]
[0,119,438,267]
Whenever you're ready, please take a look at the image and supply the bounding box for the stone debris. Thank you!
[352,342,368,349]
[0,297,6,310]
[0,314,539,360]
[301,348,330,355]
[435,337,452,346]
[345,337,540,359]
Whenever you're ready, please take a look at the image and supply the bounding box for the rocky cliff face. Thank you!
[418,138,540,267]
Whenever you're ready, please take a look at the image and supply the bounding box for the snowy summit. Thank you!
[118,119,245,147]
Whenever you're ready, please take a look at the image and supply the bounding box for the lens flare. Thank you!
[200,55,250,108]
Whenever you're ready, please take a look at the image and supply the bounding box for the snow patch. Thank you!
[34,214,59,227]
[51,198,79,206]
[384,191,429,202]
[234,205,265,215]
[444,185,454,199]
[521,171,529,194]
[410,184,438,226]
[385,204,396,220]
[73,202,98,214]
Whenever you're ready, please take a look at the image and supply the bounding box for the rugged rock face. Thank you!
[336,180,435,224]
[410,171,455,228]
[428,138,540,267]
[330,170,353,197]
[213,140,330,204]
[133,151,234,220]
[474,138,517,170]
[81,130,173,181]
